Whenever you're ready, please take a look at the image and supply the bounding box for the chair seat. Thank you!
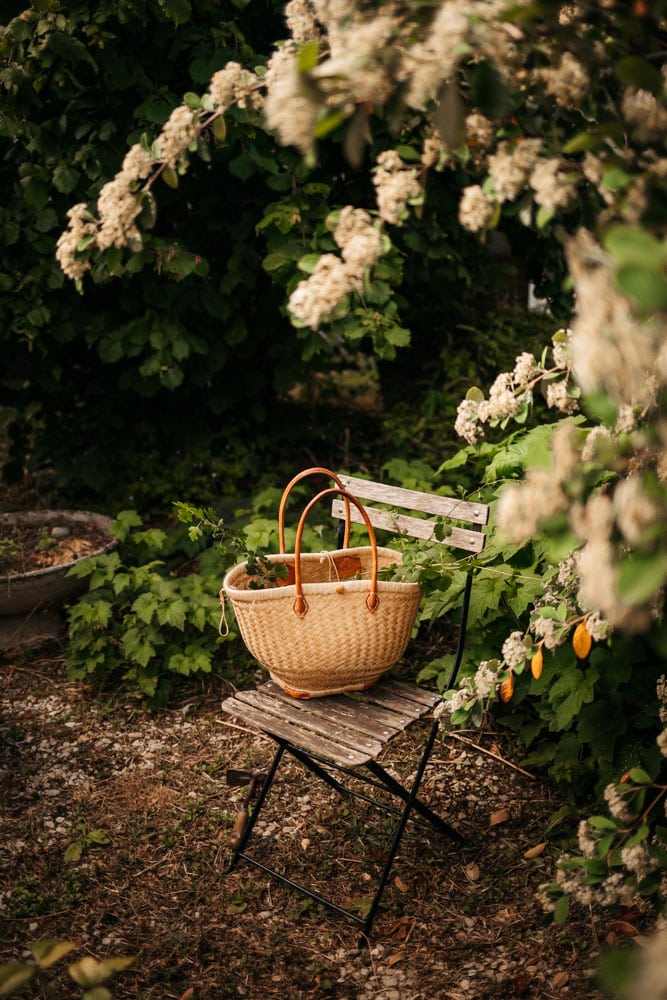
[221,678,440,767]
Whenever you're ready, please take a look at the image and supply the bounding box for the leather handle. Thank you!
[292,487,379,618]
[278,467,350,553]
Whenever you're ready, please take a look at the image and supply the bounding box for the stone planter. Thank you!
[0,510,117,617]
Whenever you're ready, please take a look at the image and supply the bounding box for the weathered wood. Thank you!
[338,475,489,525]
[260,681,419,737]
[221,695,375,765]
[331,500,486,553]
[374,678,441,708]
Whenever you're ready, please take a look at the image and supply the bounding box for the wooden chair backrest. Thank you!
[331,475,489,554]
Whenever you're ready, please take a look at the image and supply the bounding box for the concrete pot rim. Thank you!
[0,510,117,616]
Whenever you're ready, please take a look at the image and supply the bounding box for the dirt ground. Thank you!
[0,641,650,1000]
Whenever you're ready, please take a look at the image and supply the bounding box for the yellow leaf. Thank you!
[573,620,593,659]
[500,670,514,702]
[490,807,511,826]
[531,645,544,679]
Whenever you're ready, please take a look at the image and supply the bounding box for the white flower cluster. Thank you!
[287,206,383,328]
[158,106,199,168]
[55,203,97,281]
[262,43,320,154]
[372,150,422,225]
[488,139,543,202]
[403,0,469,108]
[312,9,398,108]
[208,62,260,112]
[529,157,577,214]
[537,52,590,108]
[465,113,494,157]
[56,141,155,273]
[622,87,667,142]
[657,675,667,724]
[437,659,501,718]
[454,337,574,446]
[501,631,528,669]
[284,0,319,44]
[496,421,576,543]
[458,184,495,232]
[566,228,658,409]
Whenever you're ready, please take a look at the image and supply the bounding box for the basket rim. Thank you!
[223,575,421,603]
[222,545,419,603]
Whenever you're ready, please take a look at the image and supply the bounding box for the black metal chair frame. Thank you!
[223,476,487,938]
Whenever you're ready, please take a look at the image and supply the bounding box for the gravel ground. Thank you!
[0,649,637,1000]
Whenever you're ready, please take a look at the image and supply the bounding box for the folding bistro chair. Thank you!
[221,474,489,936]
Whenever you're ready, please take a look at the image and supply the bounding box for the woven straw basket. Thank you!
[222,473,421,698]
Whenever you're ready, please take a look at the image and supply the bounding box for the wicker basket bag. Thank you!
[222,477,421,698]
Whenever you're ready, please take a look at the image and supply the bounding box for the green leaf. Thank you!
[212,115,227,142]
[615,57,664,96]
[52,165,81,194]
[601,167,632,191]
[616,265,667,311]
[604,225,666,268]
[131,593,158,624]
[297,39,319,72]
[82,988,112,1000]
[552,893,570,925]
[0,963,35,996]
[87,829,111,845]
[588,816,618,831]
[562,122,625,154]
[313,109,345,139]
[159,0,192,26]
[297,253,321,274]
[628,767,652,785]
[157,599,187,629]
[228,155,255,181]
[536,205,554,230]
[162,166,179,189]
[617,550,666,605]
[32,940,76,969]
[64,841,83,863]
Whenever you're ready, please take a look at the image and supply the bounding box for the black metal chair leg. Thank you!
[361,721,440,936]
[226,742,285,873]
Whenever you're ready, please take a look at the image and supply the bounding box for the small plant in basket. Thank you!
[173,502,288,589]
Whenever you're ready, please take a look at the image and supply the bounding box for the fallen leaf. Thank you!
[490,807,510,826]
[389,916,411,940]
[607,920,639,937]
[511,972,530,995]
[179,990,195,1000]
[523,842,547,859]
[386,953,404,967]
[393,875,407,892]
[464,862,481,882]
[552,971,569,988]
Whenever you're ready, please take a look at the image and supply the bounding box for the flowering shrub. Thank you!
[50,0,667,955]
[538,677,667,925]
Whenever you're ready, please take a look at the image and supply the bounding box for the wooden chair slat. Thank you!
[261,681,418,737]
[331,500,486,553]
[338,475,489,525]
[221,695,375,766]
